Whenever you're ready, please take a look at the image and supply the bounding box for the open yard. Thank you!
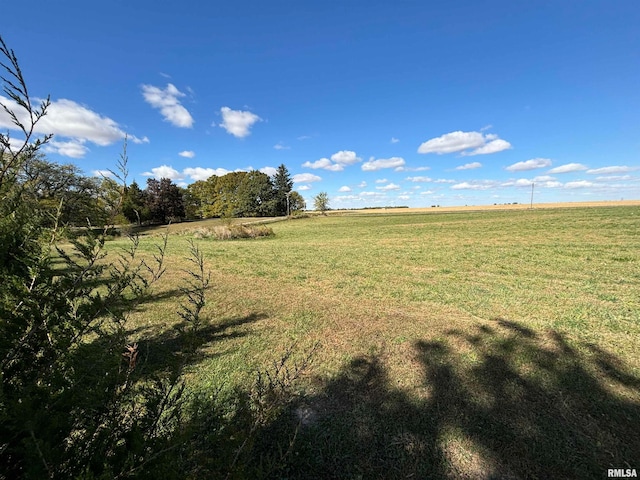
[109,205,640,478]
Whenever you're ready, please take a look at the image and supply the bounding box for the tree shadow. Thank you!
[278,318,640,479]
[72,312,266,385]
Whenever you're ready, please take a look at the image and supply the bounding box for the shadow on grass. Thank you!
[137,312,267,374]
[276,319,640,479]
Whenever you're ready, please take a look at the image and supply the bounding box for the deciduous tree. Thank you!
[313,191,330,214]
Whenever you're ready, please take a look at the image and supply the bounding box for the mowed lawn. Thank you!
[110,206,640,479]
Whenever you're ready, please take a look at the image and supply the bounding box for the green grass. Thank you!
[107,206,640,478]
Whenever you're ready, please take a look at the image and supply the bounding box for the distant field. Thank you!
[108,205,640,478]
[331,199,640,215]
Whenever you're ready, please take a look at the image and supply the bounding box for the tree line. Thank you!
[7,152,306,228]
[123,164,305,225]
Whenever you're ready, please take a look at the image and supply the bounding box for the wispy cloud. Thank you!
[274,142,290,150]
[361,156,405,171]
[548,163,588,174]
[456,162,482,170]
[141,83,194,128]
[395,166,431,172]
[586,165,639,174]
[376,183,400,191]
[564,180,594,188]
[391,137,399,143]
[406,176,432,182]
[451,180,499,190]
[179,150,195,158]
[506,158,552,172]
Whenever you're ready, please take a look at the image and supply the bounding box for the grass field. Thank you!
[108,205,640,478]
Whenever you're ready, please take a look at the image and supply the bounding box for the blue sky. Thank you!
[2,0,639,207]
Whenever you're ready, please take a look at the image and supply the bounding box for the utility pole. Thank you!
[530,182,535,209]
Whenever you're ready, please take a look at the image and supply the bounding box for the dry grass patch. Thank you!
[184,224,274,240]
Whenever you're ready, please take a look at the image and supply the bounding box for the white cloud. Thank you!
[514,178,533,187]
[45,139,89,158]
[260,166,278,177]
[92,169,113,177]
[464,139,511,156]
[360,191,385,197]
[293,173,322,183]
[303,158,344,171]
[595,175,634,181]
[142,165,183,180]
[564,180,594,189]
[298,184,312,191]
[375,178,388,184]
[297,135,312,141]
[0,96,148,158]
[376,183,400,191]
[586,166,639,174]
[456,162,482,170]
[506,158,552,172]
[361,156,405,171]
[358,181,367,188]
[179,150,196,158]
[141,83,194,128]
[420,190,435,195]
[183,167,221,181]
[398,195,411,200]
[451,180,498,190]
[533,175,556,182]
[434,178,456,184]
[338,186,352,192]
[548,163,588,174]
[304,150,361,171]
[391,137,399,143]
[406,176,432,182]
[274,142,290,150]
[418,131,511,155]
[395,165,431,172]
[218,106,261,138]
[331,150,361,165]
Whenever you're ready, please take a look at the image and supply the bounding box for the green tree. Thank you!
[237,170,275,217]
[122,180,149,224]
[145,177,185,224]
[272,164,293,216]
[19,155,110,226]
[210,171,245,218]
[313,191,330,214]
[288,190,306,213]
